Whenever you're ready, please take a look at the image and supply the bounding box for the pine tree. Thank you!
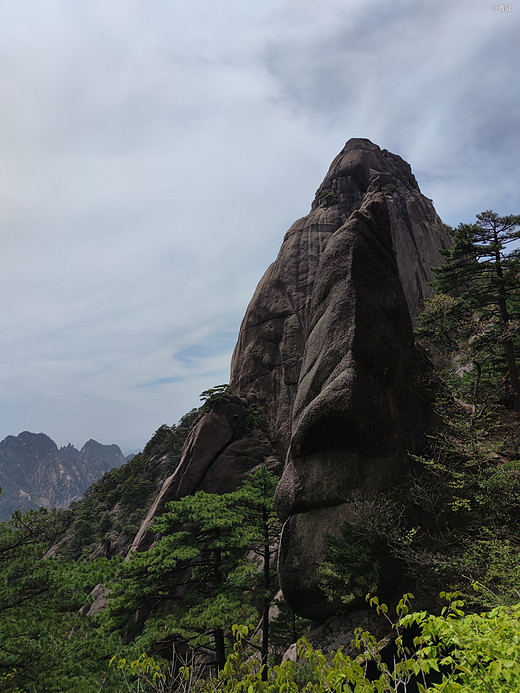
[0,508,119,691]
[233,466,280,678]
[105,467,281,673]
[421,210,520,409]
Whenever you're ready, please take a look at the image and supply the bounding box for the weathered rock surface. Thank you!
[129,396,276,553]
[275,187,435,619]
[230,139,450,455]
[228,139,450,620]
[78,583,110,618]
[0,432,126,520]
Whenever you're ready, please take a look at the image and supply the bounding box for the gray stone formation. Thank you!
[131,138,452,617]
[273,187,438,619]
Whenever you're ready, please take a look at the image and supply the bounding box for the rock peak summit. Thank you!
[230,138,450,453]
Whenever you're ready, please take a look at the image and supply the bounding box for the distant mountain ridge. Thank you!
[0,431,126,520]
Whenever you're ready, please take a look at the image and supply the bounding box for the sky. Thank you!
[1,0,519,454]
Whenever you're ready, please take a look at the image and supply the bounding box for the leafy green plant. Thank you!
[108,593,520,692]
[0,669,24,693]
[109,652,177,692]
[317,188,339,208]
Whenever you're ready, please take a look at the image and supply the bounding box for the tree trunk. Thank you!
[214,627,226,672]
[261,504,270,681]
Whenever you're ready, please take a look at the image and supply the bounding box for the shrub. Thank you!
[108,593,520,692]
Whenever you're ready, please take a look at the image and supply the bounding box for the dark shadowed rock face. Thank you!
[0,432,125,520]
[274,188,435,619]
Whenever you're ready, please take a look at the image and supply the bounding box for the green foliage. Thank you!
[108,652,177,692]
[103,467,281,670]
[63,408,199,559]
[318,491,406,608]
[304,377,520,612]
[476,459,520,522]
[419,210,520,410]
[317,188,339,208]
[199,384,236,407]
[107,594,520,692]
[410,216,520,606]
[268,594,311,661]
[0,508,123,691]
[0,669,25,693]
[384,391,520,608]
[417,292,507,408]
[320,521,381,607]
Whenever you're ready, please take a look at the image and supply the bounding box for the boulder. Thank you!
[78,583,110,618]
[129,395,274,553]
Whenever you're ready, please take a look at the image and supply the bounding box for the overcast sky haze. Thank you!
[1,0,519,453]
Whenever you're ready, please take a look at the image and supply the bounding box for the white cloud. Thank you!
[0,0,518,452]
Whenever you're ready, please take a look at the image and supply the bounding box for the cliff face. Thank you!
[272,187,436,618]
[132,139,451,615]
[0,431,126,520]
[229,139,450,455]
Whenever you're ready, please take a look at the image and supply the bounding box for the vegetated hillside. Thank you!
[0,431,126,520]
[402,210,520,608]
[59,408,199,559]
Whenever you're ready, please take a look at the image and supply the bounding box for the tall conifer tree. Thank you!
[423,211,520,409]
[105,467,280,672]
